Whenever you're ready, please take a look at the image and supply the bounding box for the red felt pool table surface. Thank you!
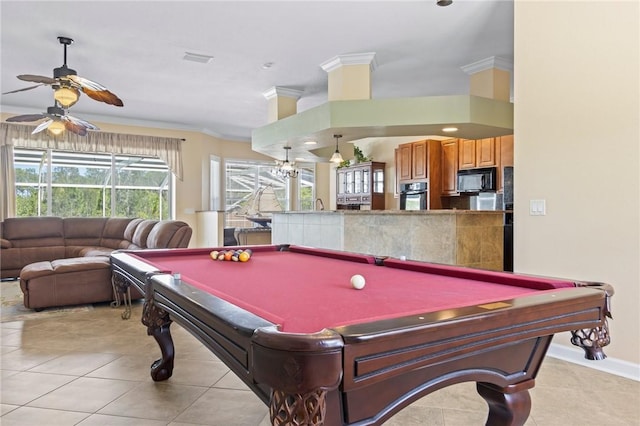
[131,245,574,333]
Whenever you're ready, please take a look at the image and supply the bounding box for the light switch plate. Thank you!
[529,199,546,216]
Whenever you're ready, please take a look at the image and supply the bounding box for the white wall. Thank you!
[514,1,639,368]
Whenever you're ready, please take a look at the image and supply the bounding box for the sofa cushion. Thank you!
[63,218,107,247]
[130,220,158,249]
[3,246,67,271]
[147,221,192,249]
[1,238,12,249]
[100,218,134,249]
[2,217,64,240]
[20,256,111,280]
[123,218,144,242]
[2,217,65,249]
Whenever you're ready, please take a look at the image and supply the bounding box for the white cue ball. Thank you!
[351,274,366,290]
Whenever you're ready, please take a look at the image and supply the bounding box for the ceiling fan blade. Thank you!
[64,120,88,136]
[17,74,57,85]
[67,74,107,91]
[66,114,99,131]
[5,113,47,122]
[81,87,124,107]
[32,119,53,135]
[68,75,124,106]
[2,84,46,95]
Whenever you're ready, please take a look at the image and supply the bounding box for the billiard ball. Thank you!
[351,274,366,290]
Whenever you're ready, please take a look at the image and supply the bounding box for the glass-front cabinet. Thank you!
[336,161,385,210]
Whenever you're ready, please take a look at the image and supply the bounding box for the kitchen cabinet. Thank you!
[411,140,428,180]
[397,144,412,181]
[459,138,496,169]
[336,162,385,210]
[441,139,458,195]
[395,140,442,209]
[497,134,514,193]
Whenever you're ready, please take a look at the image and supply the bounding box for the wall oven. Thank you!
[399,182,428,210]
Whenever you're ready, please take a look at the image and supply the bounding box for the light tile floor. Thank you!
[1,300,639,426]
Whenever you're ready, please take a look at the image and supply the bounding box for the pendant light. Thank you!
[274,146,299,178]
[330,134,344,163]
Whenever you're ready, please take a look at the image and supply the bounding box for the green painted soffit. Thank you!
[251,95,513,159]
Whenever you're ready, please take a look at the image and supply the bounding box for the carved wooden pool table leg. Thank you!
[141,297,175,381]
[270,389,327,426]
[476,381,534,426]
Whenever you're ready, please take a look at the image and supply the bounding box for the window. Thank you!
[14,148,172,219]
[297,164,315,210]
[224,160,290,228]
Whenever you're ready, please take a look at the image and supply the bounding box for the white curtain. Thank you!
[0,123,184,220]
[0,142,15,222]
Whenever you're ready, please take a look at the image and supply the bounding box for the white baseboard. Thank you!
[547,343,640,381]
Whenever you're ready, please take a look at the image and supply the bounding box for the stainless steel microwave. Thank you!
[457,167,497,193]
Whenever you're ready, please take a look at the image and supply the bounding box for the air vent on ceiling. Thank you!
[183,52,214,64]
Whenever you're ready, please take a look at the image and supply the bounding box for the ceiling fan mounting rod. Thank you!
[57,36,74,66]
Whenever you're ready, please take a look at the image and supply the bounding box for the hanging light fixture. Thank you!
[274,146,299,178]
[46,119,66,136]
[53,84,80,108]
[437,0,453,6]
[330,134,344,164]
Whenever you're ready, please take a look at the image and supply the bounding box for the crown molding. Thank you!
[320,52,378,73]
[262,86,304,100]
[461,56,513,74]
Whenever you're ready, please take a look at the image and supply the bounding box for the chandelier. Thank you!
[274,146,299,178]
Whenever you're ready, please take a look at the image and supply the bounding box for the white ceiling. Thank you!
[0,0,513,145]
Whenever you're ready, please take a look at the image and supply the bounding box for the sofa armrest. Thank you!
[0,238,11,249]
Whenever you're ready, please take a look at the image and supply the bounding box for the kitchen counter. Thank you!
[272,210,505,271]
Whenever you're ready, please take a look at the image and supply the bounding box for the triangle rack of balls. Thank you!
[209,249,252,262]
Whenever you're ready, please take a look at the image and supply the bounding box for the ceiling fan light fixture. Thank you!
[54,86,80,107]
[330,134,344,163]
[47,120,66,136]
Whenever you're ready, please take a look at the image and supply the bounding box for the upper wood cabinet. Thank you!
[459,138,496,169]
[476,138,496,167]
[499,134,514,167]
[458,139,477,169]
[441,139,458,196]
[411,140,428,180]
[397,143,412,181]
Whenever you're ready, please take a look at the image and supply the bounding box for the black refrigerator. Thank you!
[503,166,514,271]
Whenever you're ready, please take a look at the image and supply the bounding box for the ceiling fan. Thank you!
[2,36,123,108]
[5,104,99,137]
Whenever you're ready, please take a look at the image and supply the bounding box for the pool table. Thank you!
[110,245,613,426]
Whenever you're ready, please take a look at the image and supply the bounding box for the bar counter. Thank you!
[272,210,506,271]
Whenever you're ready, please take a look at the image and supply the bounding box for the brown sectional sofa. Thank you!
[0,216,192,310]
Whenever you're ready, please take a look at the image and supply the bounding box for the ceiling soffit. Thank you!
[251,95,514,161]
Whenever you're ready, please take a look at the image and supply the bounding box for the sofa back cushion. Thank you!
[147,221,192,249]
[63,218,107,247]
[2,217,65,247]
[129,220,158,249]
[123,218,144,243]
[100,218,135,249]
